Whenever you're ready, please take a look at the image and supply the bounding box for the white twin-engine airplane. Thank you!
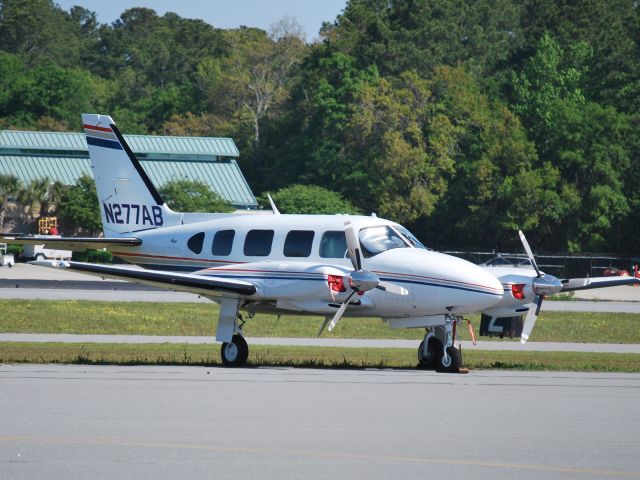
[4,114,638,371]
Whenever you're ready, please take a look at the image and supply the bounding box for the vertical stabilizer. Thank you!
[82,113,182,236]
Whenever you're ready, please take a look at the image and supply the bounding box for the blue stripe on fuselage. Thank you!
[86,135,122,150]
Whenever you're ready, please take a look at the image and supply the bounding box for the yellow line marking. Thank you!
[1,435,639,478]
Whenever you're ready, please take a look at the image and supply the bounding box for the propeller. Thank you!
[317,221,407,336]
[518,230,563,344]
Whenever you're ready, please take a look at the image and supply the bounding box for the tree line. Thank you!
[0,0,638,253]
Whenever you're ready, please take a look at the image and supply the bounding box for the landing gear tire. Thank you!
[436,346,463,373]
[417,337,440,370]
[221,334,249,367]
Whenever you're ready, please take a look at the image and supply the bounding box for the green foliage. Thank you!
[6,244,22,256]
[511,33,591,148]
[344,71,456,222]
[263,184,359,214]
[0,173,22,231]
[324,0,524,78]
[72,249,113,263]
[1,1,639,253]
[158,179,234,213]
[57,175,102,234]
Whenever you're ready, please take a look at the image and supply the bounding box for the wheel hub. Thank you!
[224,343,238,362]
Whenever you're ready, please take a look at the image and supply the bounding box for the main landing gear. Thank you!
[417,316,465,373]
[221,334,249,367]
[216,298,252,367]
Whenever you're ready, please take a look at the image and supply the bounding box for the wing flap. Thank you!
[30,260,256,297]
[0,235,141,251]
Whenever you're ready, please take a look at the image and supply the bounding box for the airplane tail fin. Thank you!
[82,113,182,236]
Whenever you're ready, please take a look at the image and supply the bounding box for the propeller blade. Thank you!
[518,230,541,278]
[376,281,408,295]
[328,290,357,332]
[521,294,543,344]
[345,221,362,271]
[317,316,332,337]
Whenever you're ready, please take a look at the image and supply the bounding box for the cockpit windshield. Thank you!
[394,225,428,250]
[359,226,411,258]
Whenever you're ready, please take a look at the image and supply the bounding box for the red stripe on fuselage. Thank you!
[83,124,113,133]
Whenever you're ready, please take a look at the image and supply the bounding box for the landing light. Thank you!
[511,283,526,300]
[328,274,347,293]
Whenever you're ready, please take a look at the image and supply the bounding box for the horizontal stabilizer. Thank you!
[0,235,141,251]
[29,260,257,297]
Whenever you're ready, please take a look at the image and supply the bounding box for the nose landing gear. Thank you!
[417,315,465,373]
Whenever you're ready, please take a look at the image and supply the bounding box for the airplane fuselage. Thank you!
[108,213,504,320]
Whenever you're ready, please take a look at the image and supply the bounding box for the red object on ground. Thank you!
[603,267,630,277]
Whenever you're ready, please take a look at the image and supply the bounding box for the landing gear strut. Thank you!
[417,316,464,373]
[216,298,250,367]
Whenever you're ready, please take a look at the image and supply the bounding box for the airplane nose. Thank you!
[468,264,504,310]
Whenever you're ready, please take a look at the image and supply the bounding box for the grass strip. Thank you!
[1,342,639,372]
[2,299,640,343]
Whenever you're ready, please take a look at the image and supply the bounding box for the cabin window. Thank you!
[319,231,347,258]
[187,232,205,254]
[212,229,235,256]
[244,229,274,256]
[284,230,315,257]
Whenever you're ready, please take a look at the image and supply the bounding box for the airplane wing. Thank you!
[561,276,640,292]
[0,235,141,251]
[30,260,257,297]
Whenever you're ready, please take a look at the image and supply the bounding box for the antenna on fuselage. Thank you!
[266,194,280,215]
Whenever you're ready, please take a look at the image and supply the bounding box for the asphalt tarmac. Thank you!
[0,365,638,480]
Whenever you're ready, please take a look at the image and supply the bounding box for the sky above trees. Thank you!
[54,0,348,41]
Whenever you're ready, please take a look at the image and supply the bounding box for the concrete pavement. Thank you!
[1,365,639,480]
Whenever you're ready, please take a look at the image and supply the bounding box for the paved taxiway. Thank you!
[0,365,638,480]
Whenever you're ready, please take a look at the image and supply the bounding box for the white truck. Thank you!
[21,236,72,261]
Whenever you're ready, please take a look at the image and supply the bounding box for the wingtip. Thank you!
[28,259,70,268]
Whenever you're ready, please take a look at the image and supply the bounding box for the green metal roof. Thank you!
[0,130,239,157]
[0,130,256,209]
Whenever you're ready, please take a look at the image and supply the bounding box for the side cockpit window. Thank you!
[187,232,205,254]
[319,231,347,258]
[212,230,235,256]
